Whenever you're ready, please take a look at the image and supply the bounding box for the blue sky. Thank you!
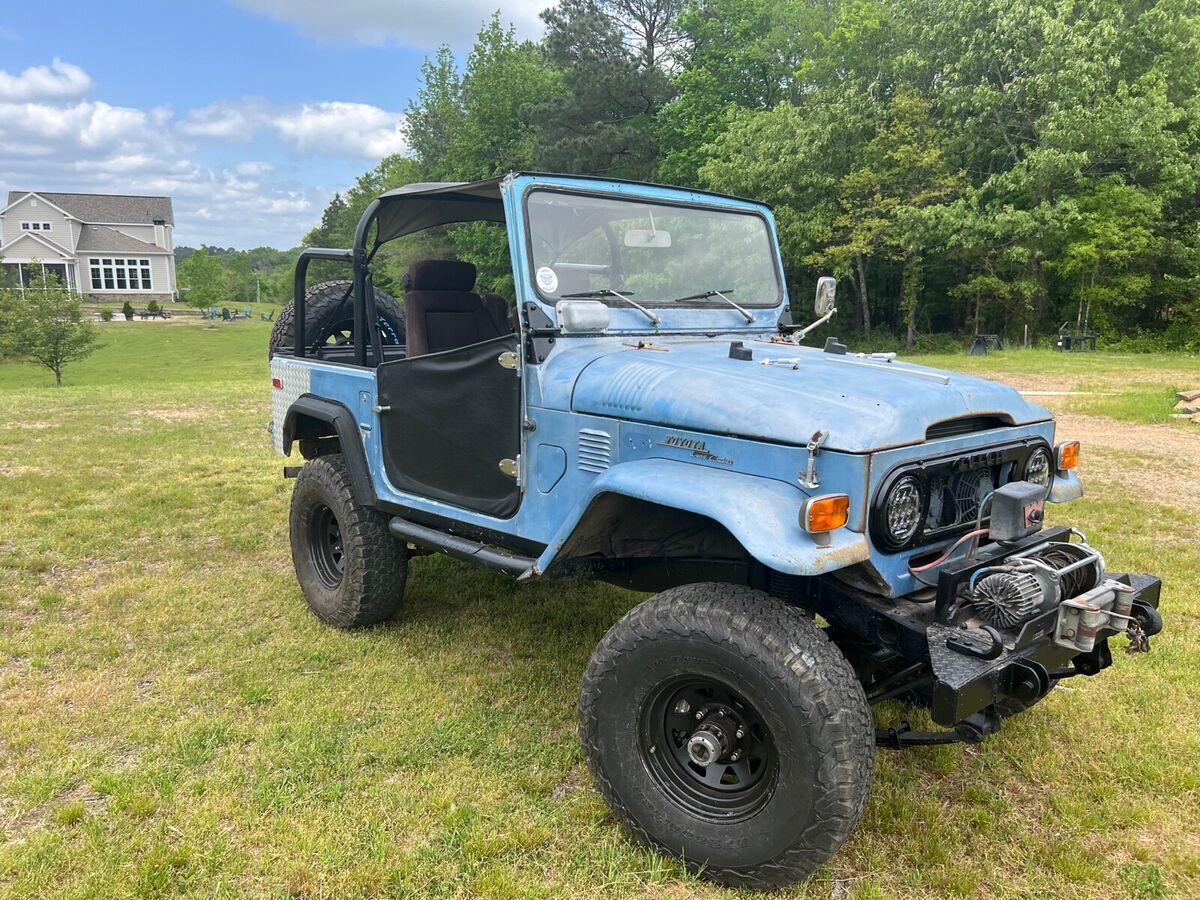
[0,1,545,249]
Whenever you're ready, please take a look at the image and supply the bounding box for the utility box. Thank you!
[989,481,1046,542]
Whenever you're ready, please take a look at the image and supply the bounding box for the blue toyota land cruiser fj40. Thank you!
[266,173,1163,889]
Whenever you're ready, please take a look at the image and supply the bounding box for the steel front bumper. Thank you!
[922,523,1163,728]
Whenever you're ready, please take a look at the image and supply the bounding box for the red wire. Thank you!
[909,528,990,573]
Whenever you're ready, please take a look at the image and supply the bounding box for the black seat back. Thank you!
[403,259,504,357]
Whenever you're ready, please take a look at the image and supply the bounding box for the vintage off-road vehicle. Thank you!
[267,174,1163,888]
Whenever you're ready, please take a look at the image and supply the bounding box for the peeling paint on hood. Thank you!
[569,340,1051,453]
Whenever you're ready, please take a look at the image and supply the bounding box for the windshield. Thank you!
[525,190,783,309]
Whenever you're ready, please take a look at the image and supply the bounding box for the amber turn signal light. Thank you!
[1055,440,1080,471]
[802,494,850,533]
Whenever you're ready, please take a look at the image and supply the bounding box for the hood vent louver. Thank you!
[926,415,1011,440]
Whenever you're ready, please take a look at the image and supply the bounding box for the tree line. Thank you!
[175,245,298,309]
[304,0,1200,350]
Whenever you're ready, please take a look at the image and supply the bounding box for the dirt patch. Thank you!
[0,782,108,844]
[138,407,213,423]
[1054,412,1200,513]
[551,767,586,801]
[972,366,1200,394]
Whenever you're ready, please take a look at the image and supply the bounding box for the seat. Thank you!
[403,259,505,357]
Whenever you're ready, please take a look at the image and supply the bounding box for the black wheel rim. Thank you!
[308,503,345,588]
[313,315,402,347]
[639,675,778,821]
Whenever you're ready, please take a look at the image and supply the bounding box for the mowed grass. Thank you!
[1,325,1198,898]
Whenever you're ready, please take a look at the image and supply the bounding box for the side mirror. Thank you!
[556,299,611,334]
[815,276,837,315]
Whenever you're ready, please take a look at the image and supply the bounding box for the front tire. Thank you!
[289,454,407,628]
[578,584,874,889]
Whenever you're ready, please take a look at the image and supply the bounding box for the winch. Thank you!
[963,495,1135,651]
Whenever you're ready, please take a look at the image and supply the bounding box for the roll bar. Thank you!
[292,197,385,367]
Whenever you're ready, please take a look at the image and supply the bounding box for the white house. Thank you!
[0,190,177,302]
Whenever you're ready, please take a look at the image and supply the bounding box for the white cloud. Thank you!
[0,58,92,102]
[270,102,406,157]
[178,98,264,141]
[231,0,546,48]
[235,160,275,176]
[181,98,406,158]
[0,59,418,247]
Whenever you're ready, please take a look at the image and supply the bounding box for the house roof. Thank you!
[0,230,75,259]
[5,191,174,225]
[74,224,168,254]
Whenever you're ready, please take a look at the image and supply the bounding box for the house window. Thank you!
[89,258,153,291]
[21,222,52,232]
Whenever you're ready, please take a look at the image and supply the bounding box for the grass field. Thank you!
[1,322,1198,898]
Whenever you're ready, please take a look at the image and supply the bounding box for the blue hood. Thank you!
[569,340,1051,452]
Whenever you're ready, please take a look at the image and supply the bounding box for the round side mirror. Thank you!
[814,276,837,316]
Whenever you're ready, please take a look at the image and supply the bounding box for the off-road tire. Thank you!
[268,279,405,358]
[289,453,407,628]
[578,584,875,889]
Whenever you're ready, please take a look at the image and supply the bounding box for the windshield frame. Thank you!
[521,185,786,313]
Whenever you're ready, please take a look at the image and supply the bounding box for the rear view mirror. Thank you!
[814,276,837,315]
[624,229,671,248]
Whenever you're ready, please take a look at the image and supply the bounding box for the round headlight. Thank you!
[884,475,923,546]
[1024,447,1051,487]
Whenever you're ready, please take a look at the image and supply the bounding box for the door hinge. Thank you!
[499,456,520,480]
[497,351,519,370]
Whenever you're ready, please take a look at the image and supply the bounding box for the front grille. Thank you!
[871,440,1050,551]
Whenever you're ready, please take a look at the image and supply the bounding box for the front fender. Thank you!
[531,458,869,577]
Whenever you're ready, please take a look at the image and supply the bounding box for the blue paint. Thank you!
[274,173,1080,597]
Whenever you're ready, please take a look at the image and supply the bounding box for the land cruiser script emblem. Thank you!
[659,435,733,465]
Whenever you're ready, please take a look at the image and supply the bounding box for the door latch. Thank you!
[372,405,391,414]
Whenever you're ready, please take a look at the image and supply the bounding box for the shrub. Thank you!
[147,299,160,313]
[100,308,113,322]
[122,301,135,320]
[0,273,99,385]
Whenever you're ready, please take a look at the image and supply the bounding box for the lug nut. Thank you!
[735,728,745,739]
[695,710,705,720]
[730,750,742,761]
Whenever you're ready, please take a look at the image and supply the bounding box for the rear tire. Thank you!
[289,454,407,628]
[269,280,405,358]
[578,584,874,889]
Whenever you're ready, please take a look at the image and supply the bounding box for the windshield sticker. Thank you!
[536,266,559,293]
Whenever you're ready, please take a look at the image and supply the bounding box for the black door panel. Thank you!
[376,334,522,518]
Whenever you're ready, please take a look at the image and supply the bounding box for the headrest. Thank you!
[405,259,477,292]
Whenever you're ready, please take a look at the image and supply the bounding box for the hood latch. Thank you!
[799,430,828,489]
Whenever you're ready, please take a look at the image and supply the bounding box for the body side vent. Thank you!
[578,429,613,473]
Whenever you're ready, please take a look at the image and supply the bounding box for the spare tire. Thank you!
[268,280,405,359]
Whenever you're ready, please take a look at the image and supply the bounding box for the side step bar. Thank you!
[388,517,535,577]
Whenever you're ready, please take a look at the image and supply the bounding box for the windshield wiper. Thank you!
[559,288,661,326]
[665,288,753,323]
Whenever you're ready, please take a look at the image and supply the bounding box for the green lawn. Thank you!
[1,327,1198,898]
